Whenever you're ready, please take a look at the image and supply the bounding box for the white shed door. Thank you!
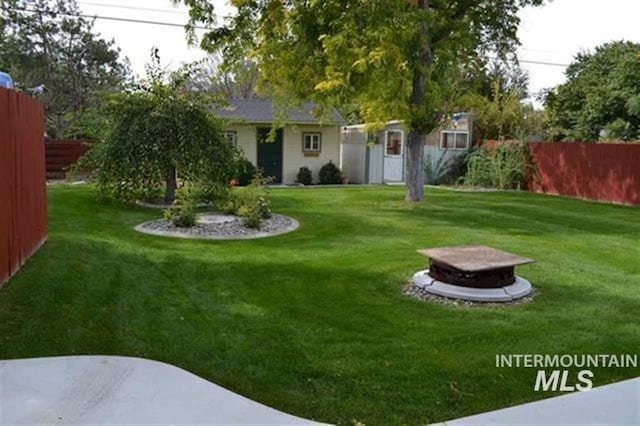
[383,130,404,182]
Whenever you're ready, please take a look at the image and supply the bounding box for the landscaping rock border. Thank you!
[135,200,211,209]
[134,213,299,240]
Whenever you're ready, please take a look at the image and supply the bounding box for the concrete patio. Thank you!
[444,376,640,425]
[1,355,638,425]
[0,356,324,425]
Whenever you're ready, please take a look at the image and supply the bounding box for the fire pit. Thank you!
[412,246,534,302]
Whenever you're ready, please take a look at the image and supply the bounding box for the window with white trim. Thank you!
[440,131,469,150]
[223,131,237,147]
[385,130,403,156]
[303,132,321,153]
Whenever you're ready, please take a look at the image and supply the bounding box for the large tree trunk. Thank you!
[164,165,177,205]
[405,131,425,201]
[405,0,433,202]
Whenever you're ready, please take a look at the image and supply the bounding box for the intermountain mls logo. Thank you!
[496,354,638,392]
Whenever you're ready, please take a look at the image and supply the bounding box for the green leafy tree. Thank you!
[82,55,240,204]
[0,0,130,137]
[545,41,640,142]
[187,54,260,99]
[458,80,546,142]
[462,55,530,100]
[175,0,543,201]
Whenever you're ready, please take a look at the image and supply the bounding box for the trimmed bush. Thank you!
[237,158,256,186]
[318,161,342,185]
[296,166,313,185]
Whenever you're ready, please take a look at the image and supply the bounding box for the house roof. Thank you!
[213,98,345,125]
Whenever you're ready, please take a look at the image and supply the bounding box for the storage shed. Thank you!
[340,114,472,184]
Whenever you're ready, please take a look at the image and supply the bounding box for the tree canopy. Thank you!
[187,55,259,99]
[545,41,640,142]
[81,56,240,204]
[0,0,130,138]
[176,0,543,201]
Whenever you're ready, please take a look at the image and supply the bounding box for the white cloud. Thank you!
[518,0,640,102]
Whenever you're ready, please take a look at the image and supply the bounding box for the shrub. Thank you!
[164,186,197,227]
[318,161,342,185]
[237,158,256,186]
[222,194,241,215]
[464,141,533,189]
[296,166,313,185]
[223,173,273,228]
[424,152,468,186]
[193,182,231,210]
[237,204,262,228]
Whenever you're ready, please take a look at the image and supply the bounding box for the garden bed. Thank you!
[134,213,299,240]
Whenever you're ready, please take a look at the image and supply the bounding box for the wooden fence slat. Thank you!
[44,139,91,179]
[0,88,47,287]
[529,142,640,206]
[483,140,640,206]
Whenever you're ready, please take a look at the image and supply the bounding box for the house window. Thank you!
[440,131,469,150]
[303,133,322,153]
[385,130,403,156]
[223,131,237,147]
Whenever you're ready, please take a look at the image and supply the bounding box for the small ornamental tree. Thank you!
[83,55,240,204]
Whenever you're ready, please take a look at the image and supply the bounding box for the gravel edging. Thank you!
[135,200,211,210]
[134,213,299,240]
[403,283,537,308]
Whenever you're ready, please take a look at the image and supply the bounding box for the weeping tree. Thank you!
[175,0,543,201]
[82,54,240,204]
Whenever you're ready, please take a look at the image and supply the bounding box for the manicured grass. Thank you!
[1,185,639,425]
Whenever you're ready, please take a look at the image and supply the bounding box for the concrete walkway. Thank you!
[444,377,640,425]
[0,356,325,425]
[2,356,637,425]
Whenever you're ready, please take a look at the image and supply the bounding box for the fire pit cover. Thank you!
[412,246,535,302]
[417,245,534,272]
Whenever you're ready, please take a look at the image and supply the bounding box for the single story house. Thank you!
[340,113,473,184]
[214,99,345,184]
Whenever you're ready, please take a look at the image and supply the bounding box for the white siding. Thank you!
[226,125,257,164]
[283,125,341,184]
[340,127,367,184]
[223,123,341,185]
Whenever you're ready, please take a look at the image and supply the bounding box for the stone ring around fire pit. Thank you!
[412,245,534,303]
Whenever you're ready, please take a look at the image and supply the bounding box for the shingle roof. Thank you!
[213,98,345,125]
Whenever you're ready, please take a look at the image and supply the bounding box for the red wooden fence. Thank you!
[0,88,48,287]
[45,139,92,180]
[483,140,640,205]
[529,142,640,206]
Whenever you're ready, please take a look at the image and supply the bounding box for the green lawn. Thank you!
[1,185,639,425]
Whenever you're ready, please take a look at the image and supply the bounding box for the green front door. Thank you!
[257,128,283,183]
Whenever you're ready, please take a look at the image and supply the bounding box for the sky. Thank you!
[78,0,640,105]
